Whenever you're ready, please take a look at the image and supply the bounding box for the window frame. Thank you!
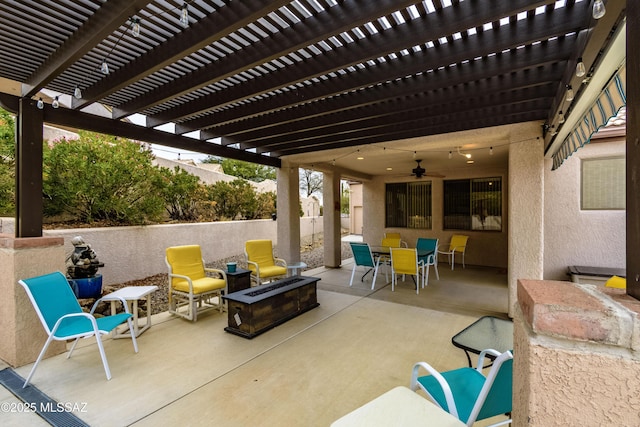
[443,176,503,232]
[385,181,432,229]
[580,156,625,210]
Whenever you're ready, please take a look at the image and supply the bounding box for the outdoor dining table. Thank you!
[369,245,434,259]
[365,246,435,286]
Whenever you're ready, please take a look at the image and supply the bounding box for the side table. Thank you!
[287,262,307,277]
[225,267,251,293]
[331,386,465,426]
[102,285,158,338]
[451,315,513,367]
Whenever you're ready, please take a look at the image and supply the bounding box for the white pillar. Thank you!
[277,161,301,263]
[508,124,544,317]
[322,170,341,267]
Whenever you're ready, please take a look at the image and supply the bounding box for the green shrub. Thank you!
[43,132,165,224]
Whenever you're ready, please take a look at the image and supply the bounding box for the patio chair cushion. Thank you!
[255,265,287,278]
[172,276,226,294]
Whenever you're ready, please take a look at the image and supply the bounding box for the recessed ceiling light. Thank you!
[357,156,364,160]
[466,160,474,164]
[386,167,393,171]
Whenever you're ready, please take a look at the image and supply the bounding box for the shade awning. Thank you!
[551,63,626,170]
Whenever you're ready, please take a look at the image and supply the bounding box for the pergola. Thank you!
[0,0,637,298]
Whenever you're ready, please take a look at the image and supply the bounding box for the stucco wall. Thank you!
[543,139,626,280]
[514,279,640,425]
[1,217,323,285]
[362,167,509,269]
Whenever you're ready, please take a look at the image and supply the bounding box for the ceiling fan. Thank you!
[411,159,445,178]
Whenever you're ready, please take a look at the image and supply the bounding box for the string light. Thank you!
[36,98,44,109]
[69,4,194,107]
[592,0,606,19]
[575,58,586,77]
[448,151,452,159]
[180,3,190,28]
[131,18,141,37]
[489,146,493,155]
[52,96,59,109]
[558,110,565,124]
[101,60,110,75]
[565,85,574,102]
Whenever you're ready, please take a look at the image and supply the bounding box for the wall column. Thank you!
[277,161,301,264]
[322,170,341,267]
[514,279,640,425]
[508,125,544,317]
[0,236,66,367]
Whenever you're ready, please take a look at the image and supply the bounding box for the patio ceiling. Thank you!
[0,0,625,177]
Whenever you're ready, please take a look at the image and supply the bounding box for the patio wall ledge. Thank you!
[0,234,66,367]
[513,279,640,426]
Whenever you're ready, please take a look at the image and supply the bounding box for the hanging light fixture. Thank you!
[52,96,59,109]
[101,59,109,75]
[448,151,452,159]
[131,18,141,37]
[489,146,493,155]
[575,58,586,77]
[457,146,471,159]
[565,85,574,102]
[74,86,82,99]
[592,0,606,19]
[180,3,189,28]
[36,98,44,109]
[558,110,565,124]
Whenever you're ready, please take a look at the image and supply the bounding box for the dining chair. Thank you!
[384,232,408,247]
[379,237,402,274]
[416,237,439,286]
[437,235,469,270]
[410,349,513,426]
[349,242,384,290]
[390,248,424,295]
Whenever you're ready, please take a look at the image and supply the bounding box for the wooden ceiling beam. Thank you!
[22,0,147,98]
[114,0,417,119]
[149,0,576,127]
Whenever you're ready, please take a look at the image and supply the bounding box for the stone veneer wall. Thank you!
[514,279,640,425]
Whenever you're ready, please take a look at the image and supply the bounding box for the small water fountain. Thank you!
[66,236,104,298]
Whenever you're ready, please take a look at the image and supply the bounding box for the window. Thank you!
[581,157,625,210]
[385,182,432,229]
[443,177,502,231]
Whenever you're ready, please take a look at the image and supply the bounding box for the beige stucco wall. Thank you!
[514,279,640,425]
[1,218,323,285]
[543,138,626,280]
[362,162,509,269]
[0,236,66,366]
[508,129,545,316]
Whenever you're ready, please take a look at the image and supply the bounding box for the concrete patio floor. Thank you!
[1,259,510,427]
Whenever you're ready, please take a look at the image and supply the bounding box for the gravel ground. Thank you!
[96,235,353,317]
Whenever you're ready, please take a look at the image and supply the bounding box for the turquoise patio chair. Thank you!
[410,349,513,426]
[416,237,439,286]
[18,271,138,388]
[349,242,384,290]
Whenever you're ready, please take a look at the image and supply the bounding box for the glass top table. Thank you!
[451,316,513,366]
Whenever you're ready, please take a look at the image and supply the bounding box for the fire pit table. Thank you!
[223,275,320,339]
